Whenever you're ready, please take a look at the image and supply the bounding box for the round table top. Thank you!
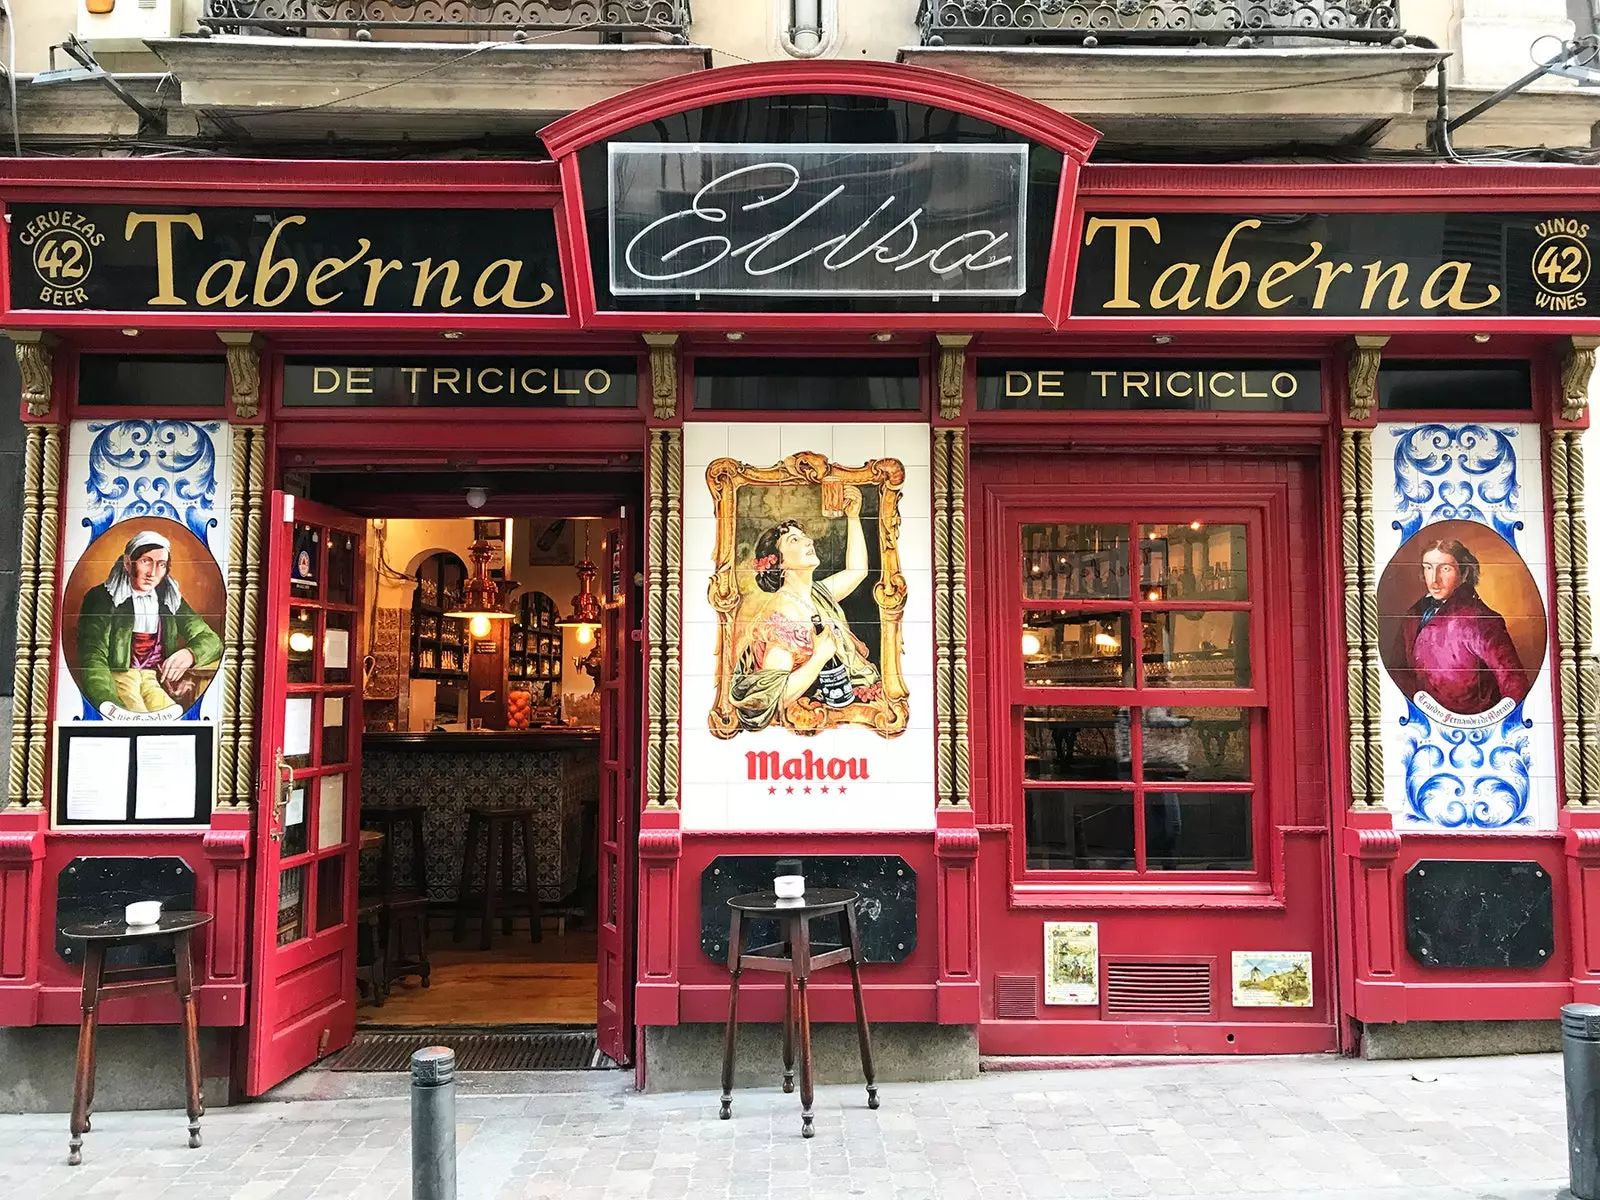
[727,888,857,915]
[60,910,214,941]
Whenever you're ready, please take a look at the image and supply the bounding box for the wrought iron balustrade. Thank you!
[919,0,1403,46]
[199,0,691,39]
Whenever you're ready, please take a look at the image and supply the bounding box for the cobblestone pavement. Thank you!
[0,1053,1572,1200]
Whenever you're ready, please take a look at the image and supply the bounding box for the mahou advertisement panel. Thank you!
[1373,422,1558,830]
[681,423,935,832]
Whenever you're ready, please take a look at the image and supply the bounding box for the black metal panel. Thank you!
[1405,859,1554,969]
[700,855,916,965]
[56,857,196,970]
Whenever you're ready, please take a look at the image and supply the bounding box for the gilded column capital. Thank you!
[935,333,973,422]
[1562,335,1600,423]
[218,332,264,420]
[6,331,56,418]
[642,332,680,422]
[1344,334,1389,422]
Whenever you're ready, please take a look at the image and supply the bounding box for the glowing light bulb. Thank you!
[1147,590,1161,601]
[469,614,492,638]
[288,630,314,654]
[1020,631,1042,657]
[1093,632,1119,649]
[576,624,595,645]
[1189,520,1202,531]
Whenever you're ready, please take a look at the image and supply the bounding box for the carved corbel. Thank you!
[1563,336,1600,423]
[1345,334,1389,422]
[7,331,56,418]
[217,332,264,420]
[935,333,973,421]
[642,332,680,421]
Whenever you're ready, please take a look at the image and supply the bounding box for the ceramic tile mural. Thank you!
[682,422,936,832]
[56,419,232,725]
[1373,422,1558,830]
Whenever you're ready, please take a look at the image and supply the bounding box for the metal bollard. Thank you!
[1564,1003,1600,1200]
[411,1046,457,1200]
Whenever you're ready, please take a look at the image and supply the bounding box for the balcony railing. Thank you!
[199,0,692,40]
[919,0,1403,46]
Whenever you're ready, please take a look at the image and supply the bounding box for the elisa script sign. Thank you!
[608,143,1028,298]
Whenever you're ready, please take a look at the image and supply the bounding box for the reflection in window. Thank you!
[1144,791,1253,871]
[1144,707,1251,782]
[1024,707,1131,781]
[1140,523,1247,601]
[1025,789,1136,870]
[1141,612,1249,688]
[1023,611,1131,688]
[277,865,306,946]
[1022,523,1129,601]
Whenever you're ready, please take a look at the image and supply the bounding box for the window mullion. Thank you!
[1130,704,1147,873]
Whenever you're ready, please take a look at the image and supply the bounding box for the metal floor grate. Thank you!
[330,1029,609,1072]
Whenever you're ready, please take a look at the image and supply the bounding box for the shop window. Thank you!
[978,361,1321,413]
[77,355,226,407]
[1015,519,1262,878]
[1378,361,1532,411]
[692,357,920,411]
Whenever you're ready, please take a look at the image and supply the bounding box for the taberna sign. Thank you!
[607,143,1029,298]
[9,205,565,314]
[1073,212,1597,317]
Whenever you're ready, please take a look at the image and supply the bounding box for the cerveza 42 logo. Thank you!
[1532,217,1592,312]
[17,209,104,307]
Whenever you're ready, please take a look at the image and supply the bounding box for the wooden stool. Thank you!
[453,806,542,950]
[719,889,877,1138]
[60,910,214,1166]
[354,895,387,1006]
[361,806,431,988]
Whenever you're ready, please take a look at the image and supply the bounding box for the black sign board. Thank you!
[54,724,213,827]
[979,359,1321,412]
[281,357,638,407]
[9,204,565,315]
[1074,212,1596,318]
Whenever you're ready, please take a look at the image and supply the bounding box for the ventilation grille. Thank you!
[994,974,1040,1020]
[1104,961,1213,1016]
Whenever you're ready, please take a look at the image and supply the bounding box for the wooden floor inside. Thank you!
[359,922,598,1027]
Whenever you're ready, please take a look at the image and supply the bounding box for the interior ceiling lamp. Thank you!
[557,523,604,645]
[444,538,518,638]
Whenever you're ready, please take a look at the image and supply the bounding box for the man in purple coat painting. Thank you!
[1390,538,1531,716]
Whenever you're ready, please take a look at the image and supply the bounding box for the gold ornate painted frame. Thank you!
[707,451,908,739]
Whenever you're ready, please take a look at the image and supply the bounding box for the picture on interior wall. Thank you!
[1377,519,1545,724]
[706,451,909,738]
[61,517,226,720]
[1231,952,1312,1008]
[526,518,575,566]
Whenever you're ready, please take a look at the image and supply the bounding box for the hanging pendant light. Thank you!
[557,523,604,645]
[444,537,518,637]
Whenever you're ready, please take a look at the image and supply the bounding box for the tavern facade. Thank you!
[2,0,1600,1104]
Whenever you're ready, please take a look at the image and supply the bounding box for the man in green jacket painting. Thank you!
[76,530,223,720]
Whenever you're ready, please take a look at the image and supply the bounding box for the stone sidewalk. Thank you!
[0,1052,1574,1200]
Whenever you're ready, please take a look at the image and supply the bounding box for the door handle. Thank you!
[271,750,293,843]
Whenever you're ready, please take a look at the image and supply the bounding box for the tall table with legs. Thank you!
[59,910,214,1165]
[719,888,878,1137]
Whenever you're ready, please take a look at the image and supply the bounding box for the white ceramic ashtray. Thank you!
[125,901,162,926]
[774,875,805,899]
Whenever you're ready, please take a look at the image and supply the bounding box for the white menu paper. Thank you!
[135,735,197,820]
[65,736,130,822]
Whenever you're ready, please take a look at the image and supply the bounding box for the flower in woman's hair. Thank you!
[754,554,778,572]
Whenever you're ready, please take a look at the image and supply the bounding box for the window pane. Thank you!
[288,608,316,684]
[1025,788,1136,870]
[1145,791,1253,871]
[1022,524,1129,600]
[318,774,346,850]
[1139,524,1247,602]
[291,524,321,599]
[276,865,306,946]
[1141,707,1252,783]
[1023,706,1131,781]
[324,612,353,686]
[1024,611,1131,688]
[1141,612,1250,688]
[327,530,356,605]
[281,785,307,858]
[321,695,350,766]
[316,856,345,932]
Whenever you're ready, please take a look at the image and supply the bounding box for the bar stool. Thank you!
[60,911,213,1165]
[453,805,542,950]
[719,888,877,1138]
[360,805,431,989]
[354,895,386,1006]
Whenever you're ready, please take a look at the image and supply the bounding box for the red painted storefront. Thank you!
[0,62,1597,1096]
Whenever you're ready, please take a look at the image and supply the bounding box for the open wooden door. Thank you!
[596,519,638,1065]
[246,494,367,1096]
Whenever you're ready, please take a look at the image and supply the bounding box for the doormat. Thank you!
[330,1029,609,1072]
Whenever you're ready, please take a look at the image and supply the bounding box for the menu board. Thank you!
[54,724,214,826]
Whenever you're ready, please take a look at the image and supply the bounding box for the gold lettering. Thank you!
[401,367,425,394]
[1257,242,1323,311]
[346,366,373,394]
[1091,370,1115,399]
[1421,261,1501,311]
[1272,372,1298,399]
[1361,261,1410,311]
[1210,372,1237,399]
[1312,261,1354,309]
[1206,219,1260,310]
[553,370,579,396]
[254,216,307,308]
[1150,262,1200,311]
[584,369,611,395]
[1084,217,1161,310]
[195,259,247,308]
[313,366,341,394]
[1242,374,1267,400]
[471,260,552,310]
[1005,370,1032,398]
[124,212,203,306]
[306,239,372,306]
[478,367,504,394]
[524,368,547,394]
[412,259,462,309]
[433,368,461,394]
[1037,370,1063,399]
[1125,371,1150,399]
[363,259,405,307]
[1166,371,1192,399]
